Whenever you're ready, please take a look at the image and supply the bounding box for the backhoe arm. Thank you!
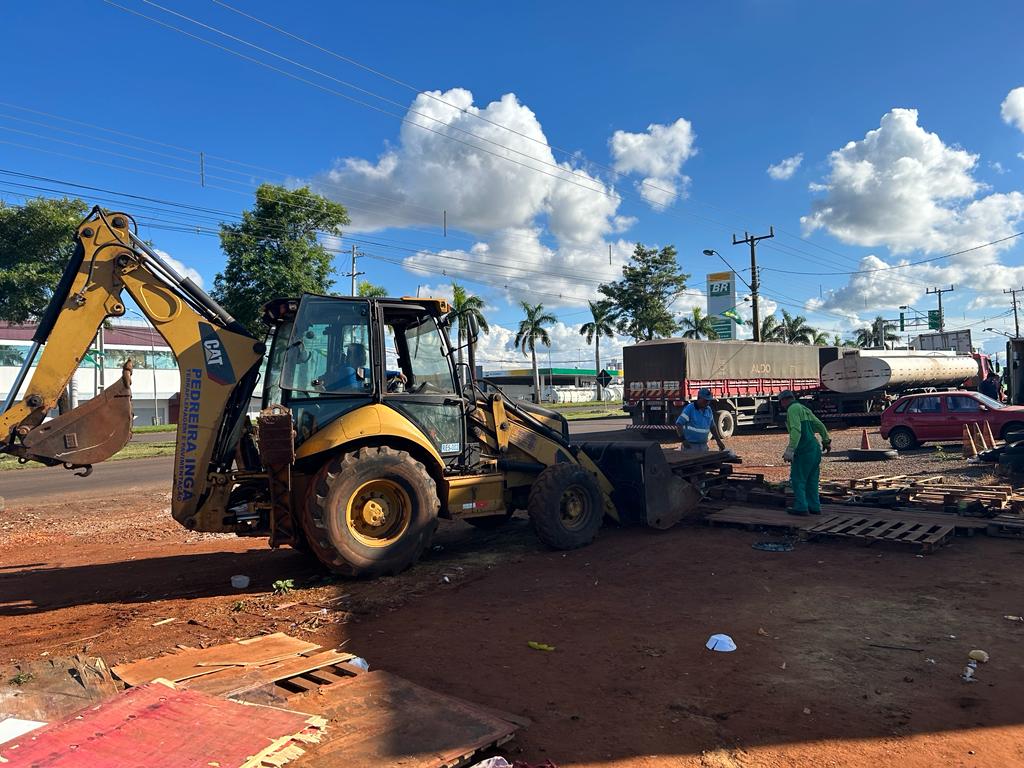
[0,208,264,531]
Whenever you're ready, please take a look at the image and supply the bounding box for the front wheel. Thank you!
[528,464,604,550]
[304,446,439,577]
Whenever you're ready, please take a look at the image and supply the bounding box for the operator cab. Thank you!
[261,294,469,465]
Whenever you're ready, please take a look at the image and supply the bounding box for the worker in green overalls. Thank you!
[778,390,831,516]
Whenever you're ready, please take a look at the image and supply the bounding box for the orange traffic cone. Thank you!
[984,420,996,449]
[860,429,871,450]
[971,422,986,452]
[962,424,978,459]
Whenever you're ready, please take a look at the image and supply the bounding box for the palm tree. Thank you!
[450,283,489,380]
[759,314,784,342]
[680,307,719,340]
[580,300,616,401]
[356,280,388,298]
[854,316,899,348]
[514,301,556,403]
[811,330,831,345]
[778,309,815,344]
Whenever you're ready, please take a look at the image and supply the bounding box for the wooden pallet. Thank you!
[805,514,954,552]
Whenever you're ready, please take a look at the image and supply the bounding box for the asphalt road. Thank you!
[0,418,643,505]
[1,456,173,504]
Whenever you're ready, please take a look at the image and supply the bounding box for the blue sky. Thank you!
[3,1,1024,366]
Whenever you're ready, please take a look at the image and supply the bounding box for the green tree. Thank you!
[514,301,556,403]
[580,299,616,400]
[598,243,689,341]
[831,333,843,346]
[680,307,719,340]
[357,280,388,298]
[778,309,816,344]
[450,283,489,378]
[0,197,89,323]
[759,314,784,342]
[811,330,831,345]
[213,184,349,333]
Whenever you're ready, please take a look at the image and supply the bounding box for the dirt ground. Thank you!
[2,427,1023,767]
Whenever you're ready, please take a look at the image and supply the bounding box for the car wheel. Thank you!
[888,427,918,451]
[1001,421,1024,442]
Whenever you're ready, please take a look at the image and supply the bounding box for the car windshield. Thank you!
[973,392,1005,410]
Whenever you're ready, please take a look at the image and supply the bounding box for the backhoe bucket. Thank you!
[576,441,699,529]
[19,366,134,467]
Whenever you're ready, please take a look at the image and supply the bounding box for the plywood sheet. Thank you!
[0,682,324,768]
[112,633,320,686]
[289,671,524,768]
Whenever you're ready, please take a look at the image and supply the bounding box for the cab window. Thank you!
[401,316,456,394]
[281,296,373,395]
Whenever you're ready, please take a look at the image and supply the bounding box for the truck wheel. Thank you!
[1001,421,1024,441]
[888,427,918,451]
[528,464,604,550]
[305,446,439,577]
[714,409,736,438]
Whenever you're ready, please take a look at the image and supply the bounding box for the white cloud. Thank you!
[802,108,1024,255]
[990,161,1009,175]
[155,248,203,288]
[1001,87,1024,133]
[767,153,803,180]
[477,320,628,370]
[806,254,922,315]
[610,118,697,210]
[308,88,636,299]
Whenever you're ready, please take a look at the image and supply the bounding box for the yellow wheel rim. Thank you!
[346,479,412,547]
[560,485,590,531]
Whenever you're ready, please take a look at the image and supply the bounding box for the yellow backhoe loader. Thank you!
[0,207,731,576]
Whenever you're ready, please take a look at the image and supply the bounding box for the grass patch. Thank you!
[549,401,625,420]
[133,423,177,434]
[0,440,176,471]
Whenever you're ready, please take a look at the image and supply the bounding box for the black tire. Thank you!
[888,427,919,451]
[527,463,604,550]
[714,409,736,438]
[1001,421,1024,441]
[304,446,439,577]
[465,512,513,530]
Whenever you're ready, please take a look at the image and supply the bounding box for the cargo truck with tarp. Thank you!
[624,339,996,433]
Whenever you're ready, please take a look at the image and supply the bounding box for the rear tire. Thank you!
[528,464,604,550]
[1001,421,1024,441]
[304,446,439,577]
[888,427,918,451]
[714,409,736,439]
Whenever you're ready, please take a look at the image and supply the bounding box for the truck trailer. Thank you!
[624,339,995,434]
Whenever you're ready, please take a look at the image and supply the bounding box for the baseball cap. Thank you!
[697,387,713,399]
[778,389,796,401]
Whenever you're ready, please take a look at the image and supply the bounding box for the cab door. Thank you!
[380,305,466,466]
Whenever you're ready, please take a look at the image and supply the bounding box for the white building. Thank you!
[0,321,180,426]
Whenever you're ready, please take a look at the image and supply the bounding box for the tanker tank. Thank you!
[821,350,979,394]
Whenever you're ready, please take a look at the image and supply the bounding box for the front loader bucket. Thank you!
[19,366,134,468]
[576,441,699,529]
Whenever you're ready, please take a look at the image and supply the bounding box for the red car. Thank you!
[879,391,1024,450]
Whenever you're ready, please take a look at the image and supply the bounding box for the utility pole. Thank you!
[344,244,364,296]
[1004,287,1024,337]
[732,226,773,342]
[926,285,955,331]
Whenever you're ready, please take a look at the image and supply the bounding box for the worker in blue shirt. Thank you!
[675,387,728,453]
